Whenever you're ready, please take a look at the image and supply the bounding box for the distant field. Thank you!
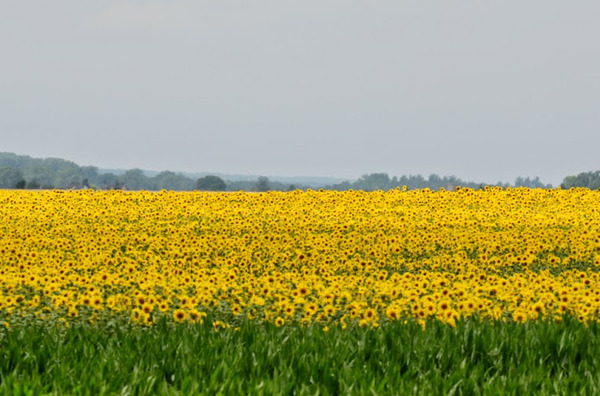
[1,188,600,393]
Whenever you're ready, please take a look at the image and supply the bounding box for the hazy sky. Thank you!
[1,1,599,185]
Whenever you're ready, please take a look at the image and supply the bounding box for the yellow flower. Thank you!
[173,309,187,322]
[188,309,207,323]
[212,320,229,331]
[0,188,598,327]
[142,303,154,314]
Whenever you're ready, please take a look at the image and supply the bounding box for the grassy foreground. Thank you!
[1,318,600,395]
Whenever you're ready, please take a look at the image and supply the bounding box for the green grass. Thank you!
[1,317,600,395]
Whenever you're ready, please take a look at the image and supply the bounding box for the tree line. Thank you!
[0,153,290,191]
[2,152,598,192]
[324,173,552,191]
[560,171,600,190]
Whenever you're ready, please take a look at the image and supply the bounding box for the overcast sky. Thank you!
[1,1,599,185]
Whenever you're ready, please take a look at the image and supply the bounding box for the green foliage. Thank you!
[26,179,42,189]
[353,173,393,191]
[0,152,560,192]
[0,153,196,191]
[330,173,486,191]
[329,173,555,192]
[514,176,552,189]
[0,167,24,189]
[561,170,600,190]
[153,171,195,191]
[1,317,600,395]
[196,175,227,191]
[255,176,270,192]
[119,169,147,190]
[0,153,92,190]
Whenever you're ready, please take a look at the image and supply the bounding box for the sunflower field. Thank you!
[2,187,600,394]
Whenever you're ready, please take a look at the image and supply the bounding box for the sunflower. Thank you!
[142,303,154,314]
[173,309,187,322]
[386,306,400,320]
[188,309,207,323]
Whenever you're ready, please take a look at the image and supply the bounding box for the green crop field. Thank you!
[2,317,600,395]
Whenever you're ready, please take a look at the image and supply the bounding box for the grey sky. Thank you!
[1,1,599,185]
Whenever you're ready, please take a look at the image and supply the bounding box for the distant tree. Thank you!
[0,153,91,188]
[25,165,54,188]
[226,180,260,191]
[561,171,600,190]
[330,180,352,190]
[57,167,83,188]
[255,176,270,192]
[325,173,487,191]
[80,166,99,181]
[119,169,148,190]
[427,173,444,190]
[27,180,40,189]
[401,174,426,190]
[0,167,25,189]
[0,152,24,168]
[14,180,26,189]
[98,173,121,189]
[514,176,552,189]
[153,171,195,191]
[196,175,227,191]
[354,173,391,191]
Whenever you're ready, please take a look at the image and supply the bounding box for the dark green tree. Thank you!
[0,167,25,189]
[561,171,600,190]
[98,173,121,189]
[255,176,270,192]
[196,175,227,191]
[27,179,41,189]
[81,166,99,183]
[354,173,391,191]
[153,171,195,191]
[514,176,552,189]
[119,169,148,190]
